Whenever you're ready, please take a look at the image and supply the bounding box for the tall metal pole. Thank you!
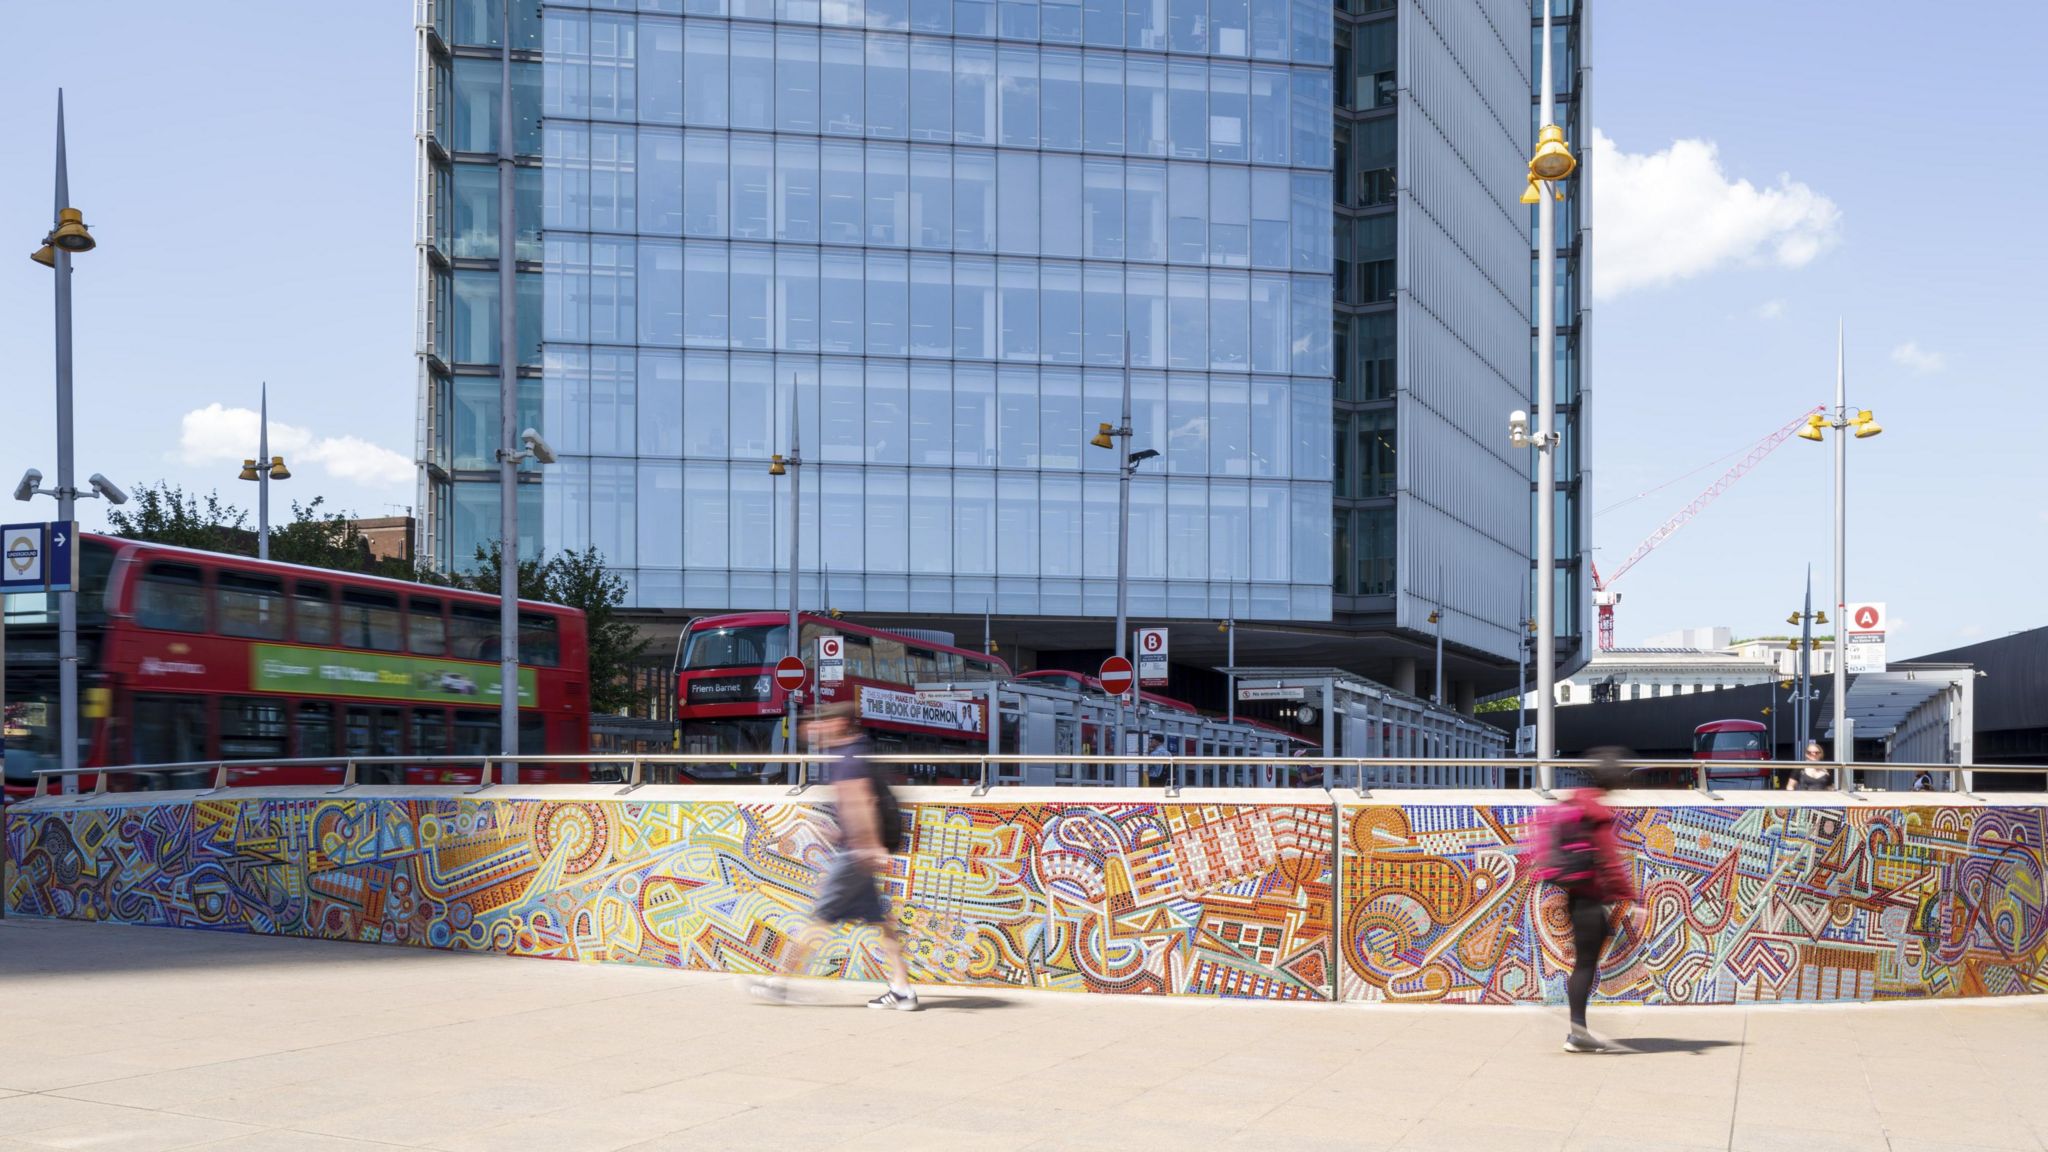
[1113,336,1134,766]
[785,387,802,760]
[496,2,521,769]
[258,383,272,562]
[1517,584,1529,755]
[1532,0,1559,785]
[52,93,81,796]
[1832,323,1848,779]
[1225,584,1237,724]
[1432,566,1445,706]
[1799,565,1813,754]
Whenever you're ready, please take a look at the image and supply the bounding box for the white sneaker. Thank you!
[1562,1026,1614,1053]
[867,987,921,1012]
[748,977,793,1005]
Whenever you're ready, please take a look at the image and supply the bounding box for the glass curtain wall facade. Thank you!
[412,0,1339,623]
[417,1,549,572]
[1533,0,1589,674]
[1329,0,1395,609]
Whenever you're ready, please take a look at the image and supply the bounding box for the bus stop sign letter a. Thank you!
[1098,656,1134,697]
[774,656,809,692]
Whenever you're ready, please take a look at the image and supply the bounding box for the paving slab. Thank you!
[1,919,2043,1151]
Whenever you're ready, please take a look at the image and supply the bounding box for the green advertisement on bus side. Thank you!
[250,644,536,707]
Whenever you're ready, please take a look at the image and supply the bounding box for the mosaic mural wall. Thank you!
[3,797,1337,1000]
[1339,805,2048,1004]
[7,796,2044,1003]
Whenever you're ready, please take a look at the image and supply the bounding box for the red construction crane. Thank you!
[1591,406,1824,651]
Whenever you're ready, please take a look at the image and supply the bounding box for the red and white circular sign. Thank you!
[1098,656,1134,697]
[1854,605,1880,630]
[1141,630,1164,653]
[774,656,809,692]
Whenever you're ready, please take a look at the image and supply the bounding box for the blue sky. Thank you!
[3,1,2041,654]
[1586,0,2046,653]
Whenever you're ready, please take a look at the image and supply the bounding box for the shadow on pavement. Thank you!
[1616,1037,1743,1055]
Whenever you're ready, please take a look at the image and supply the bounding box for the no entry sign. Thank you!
[774,656,809,692]
[1098,655,1134,697]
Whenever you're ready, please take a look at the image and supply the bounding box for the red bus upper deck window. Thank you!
[450,603,497,660]
[294,580,334,645]
[136,563,207,633]
[217,571,287,640]
[519,613,560,667]
[410,597,447,656]
[684,624,788,669]
[340,589,402,652]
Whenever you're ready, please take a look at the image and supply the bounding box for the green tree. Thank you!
[104,483,250,553]
[458,543,646,715]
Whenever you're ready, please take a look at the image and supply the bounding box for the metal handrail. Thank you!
[17,754,2034,804]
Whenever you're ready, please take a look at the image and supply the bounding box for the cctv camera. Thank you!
[89,474,129,505]
[520,428,557,465]
[13,468,42,503]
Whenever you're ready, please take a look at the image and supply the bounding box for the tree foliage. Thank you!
[105,483,646,715]
[454,544,647,716]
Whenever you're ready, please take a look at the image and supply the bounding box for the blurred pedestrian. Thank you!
[1788,742,1834,791]
[1534,748,1642,1053]
[751,701,920,1011]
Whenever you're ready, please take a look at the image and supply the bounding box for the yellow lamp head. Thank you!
[1217,620,1229,633]
[1427,609,1441,625]
[1529,125,1577,181]
[1853,411,1882,439]
[1089,422,1116,450]
[767,454,786,476]
[237,459,259,482]
[1786,612,1801,626]
[1815,611,1829,626]
[50,207,95,253]
[1519,178,1541,206]
[1797,414,1825,442]
[30,244,55,268]
[268,456,292,481]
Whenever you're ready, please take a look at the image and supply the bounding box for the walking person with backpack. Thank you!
[1533,748,1642,1053]
[750,700,920,1011]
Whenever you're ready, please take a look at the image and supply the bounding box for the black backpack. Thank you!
[870,767,908,853]
[1543,807,1602,893]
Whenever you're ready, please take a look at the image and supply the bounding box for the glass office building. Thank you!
[417,0,1338,625]
[412,0,1582,703]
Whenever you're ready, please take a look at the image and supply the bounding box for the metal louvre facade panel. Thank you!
[1394,0,1531,665]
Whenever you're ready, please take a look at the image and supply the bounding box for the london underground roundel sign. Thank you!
[1098,656,1134,697]
[774,656,809,692]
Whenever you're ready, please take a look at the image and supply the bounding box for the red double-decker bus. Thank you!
[675,611,1009,780]
[2,535,589,796]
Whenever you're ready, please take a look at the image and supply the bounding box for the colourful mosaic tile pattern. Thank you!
[1338,805,2048,1004]
[3,797,1337,1000]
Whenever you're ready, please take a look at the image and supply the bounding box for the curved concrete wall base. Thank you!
[7,791,2045,1004]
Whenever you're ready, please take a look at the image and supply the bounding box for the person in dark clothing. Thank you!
[1534,750,1642,1053]
[750,702,920,1010]
[1787,741,1835,791]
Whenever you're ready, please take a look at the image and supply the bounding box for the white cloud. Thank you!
[1592,129,1842,301]
[1959,624,1986,639]
[1890,341,1945,374]
[1755,299,1787,321]
[176,404,415,489]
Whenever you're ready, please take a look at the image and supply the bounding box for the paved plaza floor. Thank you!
[0,918,2042,1151]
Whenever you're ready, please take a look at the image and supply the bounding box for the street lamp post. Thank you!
[237,384,292,561]
[1796,324,1882,790]
[769,396,803,765]
[1091,338,1159,773]
[1511,0,1577,789]
[1786,566,1826,761]
[18,93,128,796]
